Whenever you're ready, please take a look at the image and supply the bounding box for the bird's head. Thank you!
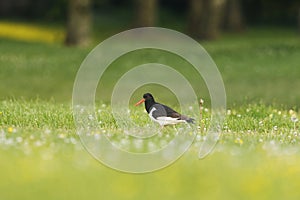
[135,93,155,106]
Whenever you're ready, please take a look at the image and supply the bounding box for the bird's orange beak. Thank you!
[135,98,145,106]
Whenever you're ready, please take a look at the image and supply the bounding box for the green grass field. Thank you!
[1,21,300,199]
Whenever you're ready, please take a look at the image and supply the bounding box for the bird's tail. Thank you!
[180,115,195,124]
[185,118,195,124]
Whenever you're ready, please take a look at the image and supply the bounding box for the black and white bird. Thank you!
[135,93,194,126]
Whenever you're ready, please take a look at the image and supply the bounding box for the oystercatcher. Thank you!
[135,93,194,126]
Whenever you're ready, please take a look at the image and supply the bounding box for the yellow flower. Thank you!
[234,138,243,145]
[0,111,2,115]
[7,127,13,133]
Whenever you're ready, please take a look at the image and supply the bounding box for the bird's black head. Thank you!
[142,93,156,113]
[135,93,156,113]
[143,93,154,101]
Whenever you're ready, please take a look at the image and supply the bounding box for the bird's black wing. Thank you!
[150,104,168,119]
[163,104,195,123]
[162,104,181,118]
[152,103,194,123]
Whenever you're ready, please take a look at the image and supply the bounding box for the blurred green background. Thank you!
[0,0,300,106]
[1,0,300,199]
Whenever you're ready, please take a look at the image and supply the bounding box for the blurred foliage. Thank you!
[0,0,299,26]
[0,0,68,20]
[243,0,300,25]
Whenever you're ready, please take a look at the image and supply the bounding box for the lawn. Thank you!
[0,21,300,199]
[1,100,300,199]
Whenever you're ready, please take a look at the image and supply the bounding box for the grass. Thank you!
[1,25,300,105]
[1,19,300,199]
[0,100,300,199]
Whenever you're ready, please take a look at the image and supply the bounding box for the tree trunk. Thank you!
[187,0,226,40]
[298,7,300,33]
[65,0,92,46]
[202,0,226,39]
[224,0,244,31]
[187,0,203,38]
[134,0,158,27]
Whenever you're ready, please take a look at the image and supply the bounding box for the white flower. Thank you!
[16,137,23,143]
[289,109,295,115]
[88,114,94,120]
[35,140,43,147]
[70,137,77,144]
[291,115,298,123]
[94,134,101,140]
[133,139,143,149]
[44,129,51,134]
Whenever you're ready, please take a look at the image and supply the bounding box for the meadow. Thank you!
[0,20,300,200]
